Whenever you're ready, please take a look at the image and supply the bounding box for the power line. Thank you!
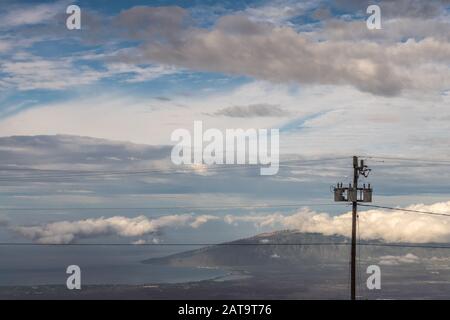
[359,155,450,165]
[4,155,450,180]
[0,203,343,211]
[0,167,254,180]
[0,157,351,181]
[0,242,450,249]
[0,169,337,181]
[359,204,450,218]
[0,242,352,246]
[358,243,450,249]
[0,157,350,173]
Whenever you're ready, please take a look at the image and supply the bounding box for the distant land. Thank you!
[2,231,450,299]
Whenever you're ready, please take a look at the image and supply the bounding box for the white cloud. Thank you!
[1,2,448,95]
[379,253,420,266]
[105,63,178,83]
[0,57,104,90]
[2,80,449,162]
[190,214,220,228]
[224,201,450,243]
[11,200,450,244]
[0,53,177,91]
[244,0,319,25]
[113,8,450,96]
[132,238,160,245]
[14,214,217,244]
[0,1,69,28]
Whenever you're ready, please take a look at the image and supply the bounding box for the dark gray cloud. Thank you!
[154,96,172,102]
[210,104,290,118]
[0,134,351,202]
[114,6,189,42]
[0,135,171,169]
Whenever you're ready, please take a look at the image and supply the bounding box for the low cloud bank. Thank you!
[12,201,450,244]
[14,214,218,244]
[225,201,450,243]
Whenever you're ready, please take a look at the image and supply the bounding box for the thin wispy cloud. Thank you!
[0,1,69,28]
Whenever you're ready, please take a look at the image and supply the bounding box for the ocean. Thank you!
[0,245,226,286]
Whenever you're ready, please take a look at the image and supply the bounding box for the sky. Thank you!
[0,0,449,245]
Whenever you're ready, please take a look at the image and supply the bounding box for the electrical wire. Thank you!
[358,155,450,165]
[0,157,352,181]
[0,242,353,246]
[1,242,450,248]
[359,204,450,218]
[0,203,344,211]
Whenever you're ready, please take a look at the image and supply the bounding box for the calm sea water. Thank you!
[0,246,226,286]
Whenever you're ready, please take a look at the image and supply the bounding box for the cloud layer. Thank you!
[225,201,450,243]
[13,201,450,244]
[1,1,448,95]
[110,6,450,96]
[14,214,218,244]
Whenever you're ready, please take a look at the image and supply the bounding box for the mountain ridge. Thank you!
[143,230,450,268]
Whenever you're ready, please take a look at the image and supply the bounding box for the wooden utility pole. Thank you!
[351,156,358,300]
[333,156,372,300]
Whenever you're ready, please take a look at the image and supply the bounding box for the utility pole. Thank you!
[351,156,358,300]
[333,156,372,300]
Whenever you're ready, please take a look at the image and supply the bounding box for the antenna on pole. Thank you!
[332,156,372,300]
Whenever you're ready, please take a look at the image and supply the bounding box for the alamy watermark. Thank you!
[366,265,381,290]
[171,121,279,175]
[366,4,381,30]
[66,5,81,30]
[66,265,81,290]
